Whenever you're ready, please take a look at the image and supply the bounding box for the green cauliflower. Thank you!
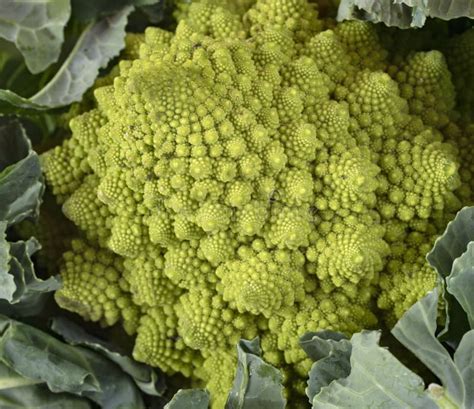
[40,0,473,406]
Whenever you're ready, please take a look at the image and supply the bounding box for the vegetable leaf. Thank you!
[0,0,71,74]
[71,0,158,21]
[225,338,286,409]
[299,331,352,402]
[392,289,470,408]
[337,0,474,28]
[427,206,474,343]
[164,389,210,409]
[0,119,43,226]
[51,316,166,396]
[0,315,146,409]
[30,7,133,108]
[312,331,437,408]
[0,361,92,408]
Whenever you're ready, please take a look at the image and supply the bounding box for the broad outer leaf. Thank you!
[0,0,71,74]
[337,0,474,28]
[448,241,474,328]
[0,316,145,409]
[392,289,466,407]
[164,389,210,409]
[427,206,474,343]
[0,119,43,226]
[225,338,286,409]
[453,330,474,407]
[313,331,437,408]
[0,362,91,409]
[30,7,133,107]
[299,331,352,403]
[51,316,166,396]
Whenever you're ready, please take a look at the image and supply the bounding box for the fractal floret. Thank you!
[40,0,474,406]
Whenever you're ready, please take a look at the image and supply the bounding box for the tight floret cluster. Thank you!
[41,0,474,406]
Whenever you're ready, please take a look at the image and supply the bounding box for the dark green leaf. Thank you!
[0,119,43,226]
[299,331,352,403]
[392,289,466,407]
[225,338,286,409]
[164,389,209,409]
[51,317,166,396]
[0,0,71,74]
[313,331,436,408]
[0,316,145,409]
[0,362,91,409]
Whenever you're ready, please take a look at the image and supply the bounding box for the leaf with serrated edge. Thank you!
[0,0,71,74]
[225,338,286,409]
[392,289,466,407]
[30,7,132,107]
[313,331,437,408]
[164,389,209,409]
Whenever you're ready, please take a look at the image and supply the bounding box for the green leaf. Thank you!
[164,389,210,409]
[392,289,467,407]
[299,331,352,403]
[0,0,71,74]
[0,236,61,317]
[0,119,43,226]
[0,223,16,303]
[453,330,474,406]
[71,0,158,21]
[0,316,145,409]
[51,316,166,396]
[426,206,474,343]
[337,0,474,28]
[30,7,133,108]
[225,338,286,409]
[448,241,474,328]
[313,331,437,408]
[0,361,92,409]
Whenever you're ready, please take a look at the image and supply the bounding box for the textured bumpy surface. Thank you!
[40,1,474,407]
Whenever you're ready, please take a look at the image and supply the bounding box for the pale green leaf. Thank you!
[0,223,16,302]
[392,289,466,407]
[30,7,132,107]
[453,330,474,406]
[0,0,71,74]
[337,0,474,28]
[313,331,437,408]
[426,206,474,342]
[164,389,209,409]
[448,241,474,328]
[51,317,166,396]
[225,338,286,409]
[299,331,352,403]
